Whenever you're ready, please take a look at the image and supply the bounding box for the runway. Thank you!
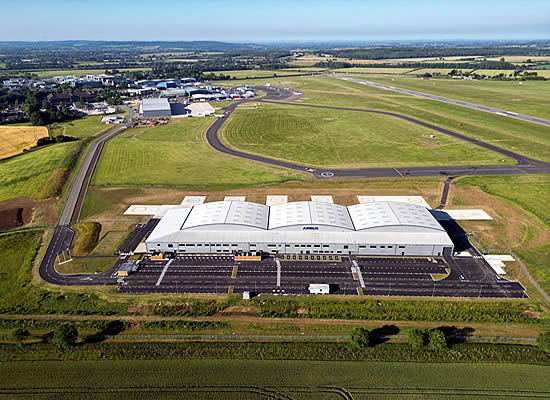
[330,74,550,128]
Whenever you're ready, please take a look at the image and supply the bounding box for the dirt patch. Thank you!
[0,208,23,230]
[215,306,259,316]
[0,196,59,227]
[297,307,310,315]
[323,117,335,121]
[522,310,541,319]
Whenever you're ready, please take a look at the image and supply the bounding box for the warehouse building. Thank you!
[146,201,454,256]
[139,98,172,118]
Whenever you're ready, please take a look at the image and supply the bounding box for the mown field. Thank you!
[347,74,550,120]
[1,360,548,400]
[205,69,308,79]
[92,117,307,188]
[0,126,49,159]
[331,67,414,74]
[49,116,108,138]
[226,75,550,163]
[219,102,512,169]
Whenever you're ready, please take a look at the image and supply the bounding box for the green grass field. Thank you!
[92,117,307,188]
[1,360,548,399]
[331,67,415,74]
[49,116,109,138]
[4,67,152,78]
[406,68,457,75]
[219,102,512,169]
[348,74,550,120]
[205,69,308,79]
[0,142,73,202]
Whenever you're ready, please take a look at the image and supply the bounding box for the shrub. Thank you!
[407,328,427,349]
[427,329,447,351]
[537,332,550,353]
[8,328,30,343]
[52,324,78,348]
[350,327,371,348]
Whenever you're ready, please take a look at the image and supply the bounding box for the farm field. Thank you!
[526,69,550,78]
[219,102,513,169]
[406,68,457,75]
[49,116,109,138]
[345,74,550,120]
[331,67,414,74]
[92,116,307,188]
[205,69,307,79]
[0,126,48,159]
[0,141,73,202]
[1,360,548,400]
[472,69,516,76]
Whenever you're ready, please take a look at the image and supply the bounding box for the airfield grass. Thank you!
[205,69,307,79]
[455,174,550,295]
[347,74,550,120]
[0,126,49,159]
[331,67,415,74]
[49,116,109,138]
[55,256,118,274]
[92,117,307,188]
[1,360,549,400]
[406,68,457,75]
[220,102,511,169]
[233,75,550,162]
[71,222,101,256]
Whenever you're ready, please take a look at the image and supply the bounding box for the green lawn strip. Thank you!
[350,75,550,120]
[55,256,119,274]
[49,116,109,139]
[0,231,127,315]
[91,117,308,188]
[219,102,510,169]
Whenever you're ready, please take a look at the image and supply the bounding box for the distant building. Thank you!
[140,98,172,118]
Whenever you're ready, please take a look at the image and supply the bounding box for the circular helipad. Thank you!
[320,171,334,177]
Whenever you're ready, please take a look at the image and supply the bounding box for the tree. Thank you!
[350,327,371,348]
[407,328,426,349]
[9,328,30,345]
[427,329,447,350]
[52,324,78,347]
[537,332,550,353]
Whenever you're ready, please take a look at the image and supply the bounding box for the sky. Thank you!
[1,0,549,42]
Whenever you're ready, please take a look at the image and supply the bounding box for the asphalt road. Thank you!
[330,74,550,128]
[207,85,550,179]
[39,124,128,286]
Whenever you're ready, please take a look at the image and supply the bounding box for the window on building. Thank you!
[344,245,348,249]
[359,245,366,248]
[370,245,376,248]
[398,245,405,248]
[314,245,320,248]
[168,244,173,248]
[323,245,329,248]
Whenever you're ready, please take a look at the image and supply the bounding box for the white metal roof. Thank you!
[182,201,268,230]
[269,201,354,230]
[141,98,171,112]
[348,201,443,231]
[147,208,192,241]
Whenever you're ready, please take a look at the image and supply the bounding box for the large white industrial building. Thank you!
[145,200,454,256]
[139,98,172,118]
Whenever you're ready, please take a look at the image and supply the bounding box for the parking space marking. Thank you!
[276,259,281,287]
[155,259,173,286]
[232,265,238,279]
[352,260,365,288]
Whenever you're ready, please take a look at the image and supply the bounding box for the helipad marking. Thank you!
[311,195,334,203]
[224,196,246,202]
[181,196,206,206]
[356,196,431,208]
[320,171,334,177]
[266,195,288,206]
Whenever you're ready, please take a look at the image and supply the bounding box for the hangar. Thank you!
[145,200,454,256]
[139,98,172,118]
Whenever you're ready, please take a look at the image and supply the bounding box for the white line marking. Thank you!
[276,259,281,287]
[352,260,365,288]
[156,259,173,286]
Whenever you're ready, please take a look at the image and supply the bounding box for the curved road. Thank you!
[208,85,550,179]
[39,85,549,286]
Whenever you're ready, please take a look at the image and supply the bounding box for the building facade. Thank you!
[146,201,455,257]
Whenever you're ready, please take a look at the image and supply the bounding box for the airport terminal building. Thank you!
[145,201,454,256]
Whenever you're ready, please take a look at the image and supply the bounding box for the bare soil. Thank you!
[0,196,59,227]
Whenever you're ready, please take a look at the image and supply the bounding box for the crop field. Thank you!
[526,69,550,78]
[0,126,49,159]
[220,102,512,169]
[49,116,108,138]
[332,67,414,74]
[472,69,516,76]
[92,116,306,188]
[347,74,550,120]
[0,141,73,202]
[205,69,306,79]
[1,360,549,400]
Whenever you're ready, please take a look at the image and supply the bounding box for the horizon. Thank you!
[1,0,549,41]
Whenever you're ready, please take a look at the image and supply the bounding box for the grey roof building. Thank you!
[139,98,172,118]
[146,201,455,257]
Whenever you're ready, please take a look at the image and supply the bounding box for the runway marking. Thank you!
[155,259,173,286]
[232,265,238,279]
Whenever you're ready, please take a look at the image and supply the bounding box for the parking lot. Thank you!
[118,254,527,298]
